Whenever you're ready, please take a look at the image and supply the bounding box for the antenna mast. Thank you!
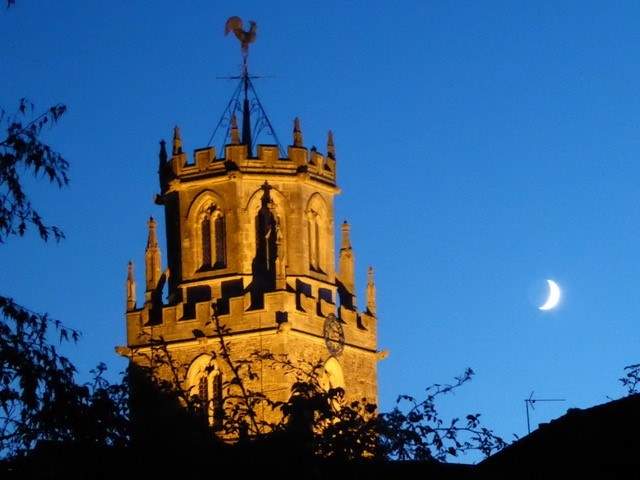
[524,391,566,434]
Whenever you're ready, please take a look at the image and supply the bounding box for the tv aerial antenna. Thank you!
[524,391,565,434]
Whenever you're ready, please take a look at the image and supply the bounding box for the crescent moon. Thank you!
[539,279,561,311]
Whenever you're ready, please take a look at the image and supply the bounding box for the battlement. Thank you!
[125,283,376,353]
[160,121,337,192]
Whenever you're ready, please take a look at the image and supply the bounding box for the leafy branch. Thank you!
[619,363,640,395]
[0,296,128,457]
[379,368,507,461]
[0,100,69,243]
[207,305,266,437]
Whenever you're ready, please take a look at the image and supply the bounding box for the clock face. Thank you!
[323,314,344,356]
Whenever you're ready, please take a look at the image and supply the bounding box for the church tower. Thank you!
[120,21,379,429]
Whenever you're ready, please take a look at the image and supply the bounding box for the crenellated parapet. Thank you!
[125,286,376,352]
[159,119,337,195]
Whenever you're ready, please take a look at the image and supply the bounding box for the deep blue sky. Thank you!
[2,1,640,458]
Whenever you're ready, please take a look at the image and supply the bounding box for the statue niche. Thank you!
[250,183,281,305]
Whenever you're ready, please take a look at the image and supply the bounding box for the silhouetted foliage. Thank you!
[127,305,506,465]
[0,296,77,455]
[379,369,507,461]
[0,297,130,457]
[261,351,379,460]
[0,99,68,243]
[0,95,105,459]
[620,363,640,395]
[0,43,130,459]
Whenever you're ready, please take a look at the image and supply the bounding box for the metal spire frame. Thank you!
[208,70,285,158]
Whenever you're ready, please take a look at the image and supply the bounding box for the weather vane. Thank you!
[224,16,257,70]
[209,17,283,158]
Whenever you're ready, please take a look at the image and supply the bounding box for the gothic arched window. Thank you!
[187,356,223,430]
[306,194,329,274]
[198,206,226,270]
[322,357,345,392]
[319,357,345,412]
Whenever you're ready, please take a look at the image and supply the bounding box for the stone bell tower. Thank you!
[120,20,379,427]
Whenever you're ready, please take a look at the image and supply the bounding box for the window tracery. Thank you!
[186,355,223,430]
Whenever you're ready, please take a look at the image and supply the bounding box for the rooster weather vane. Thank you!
[209,17,283,158]
[224,16,257,68]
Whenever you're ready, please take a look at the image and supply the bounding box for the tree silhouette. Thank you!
[379,369,506,461]
[0,109,129,454]
[1,18,129,455]
[126,305,506,464]
[0,99,68,243]
[619,363,640,395]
